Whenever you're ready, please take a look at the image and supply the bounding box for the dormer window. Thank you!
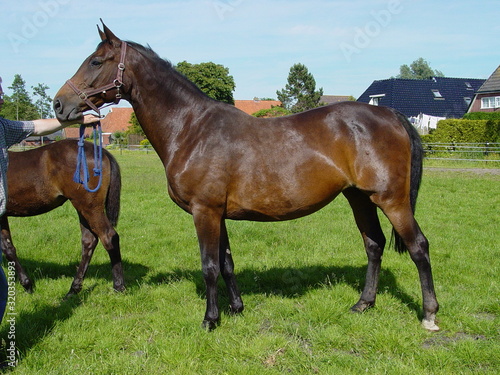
[369,94,385,106]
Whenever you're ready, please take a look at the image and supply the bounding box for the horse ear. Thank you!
[97,24,106,41]
[99,19,121,45]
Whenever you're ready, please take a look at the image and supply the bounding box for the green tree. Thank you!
[32,83,53,119]
[276,63,324,113]
[126,112,145,136]
[397,57,444,79]
[0,74,38,120]
[176,61,235,104]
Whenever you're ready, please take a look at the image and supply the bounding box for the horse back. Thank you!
[6,139,111,217]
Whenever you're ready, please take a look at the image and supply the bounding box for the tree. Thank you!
[397,57,444,79]
[127,112,145,137]
[276,63,324,113]
[0,74,38,120]
[176,61,235,104]
[32,83,53,119]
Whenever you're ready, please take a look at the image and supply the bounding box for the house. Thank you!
[320,95,354,105]
[357,77,485,119]
[468,65,500,113]
[234,99,281,115]
[64,107,134,146]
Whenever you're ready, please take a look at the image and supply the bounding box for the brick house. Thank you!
[468,65,500,113]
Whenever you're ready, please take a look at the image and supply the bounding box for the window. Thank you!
[432,89,443,99]
[369,94,385,106]
[465,82,473,90]
[481,96,500,109]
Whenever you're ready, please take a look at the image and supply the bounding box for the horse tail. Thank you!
[104,150,121,227]
[392,110,424,253]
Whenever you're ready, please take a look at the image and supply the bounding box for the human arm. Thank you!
[32,114,101,136]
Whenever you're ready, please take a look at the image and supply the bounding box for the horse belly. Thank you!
[226,173,345,221]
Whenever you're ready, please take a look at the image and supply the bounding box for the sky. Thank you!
[1,0,499,111]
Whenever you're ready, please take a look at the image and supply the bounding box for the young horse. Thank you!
[1,139,125,298]
[53,23,439,331]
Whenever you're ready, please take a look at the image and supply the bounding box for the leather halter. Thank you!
[66,42,128,113]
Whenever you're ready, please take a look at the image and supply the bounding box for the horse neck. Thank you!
[127,56,213,161]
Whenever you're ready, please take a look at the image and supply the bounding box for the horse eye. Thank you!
[90,59,102,67]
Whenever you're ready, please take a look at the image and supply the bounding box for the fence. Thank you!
[422,142,500,163]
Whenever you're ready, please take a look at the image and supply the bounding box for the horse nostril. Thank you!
[54,99,62,114]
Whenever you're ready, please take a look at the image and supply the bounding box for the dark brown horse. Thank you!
[2,139,125,298]
[53,23,439,331]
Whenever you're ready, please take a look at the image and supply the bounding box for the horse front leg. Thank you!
[0,217,33,292]
[193,207,223,330]
[219,220,243,315]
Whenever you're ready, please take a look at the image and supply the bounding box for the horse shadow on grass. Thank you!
[7,258,149,294]
[149,263,422,319]
[0,258,149,368]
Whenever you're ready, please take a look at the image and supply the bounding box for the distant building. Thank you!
[468,65,500,113]
[357,77,485,119]
[64,107,134,146]
[234,99,281,115]
[320,95,354,105]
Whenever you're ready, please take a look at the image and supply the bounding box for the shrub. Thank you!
[426,119,500,143]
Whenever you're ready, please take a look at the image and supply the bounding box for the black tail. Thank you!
[104,150,121,227]
[392,110,423,253]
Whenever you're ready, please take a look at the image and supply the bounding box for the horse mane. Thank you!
[118,40,213,102]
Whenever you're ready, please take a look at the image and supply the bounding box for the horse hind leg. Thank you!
[219,220,243,315]
[82,212,125,294]
[343,188,386,312]
[66,223,99,298]
[380,204,439,331]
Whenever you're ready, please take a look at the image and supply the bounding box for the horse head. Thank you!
[54,20,129,122]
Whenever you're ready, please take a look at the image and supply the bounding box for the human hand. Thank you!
[80,114,102,125]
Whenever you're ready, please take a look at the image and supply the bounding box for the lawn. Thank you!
[0,151,498,374]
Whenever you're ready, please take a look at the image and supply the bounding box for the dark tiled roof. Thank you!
[357,77,485,118]
[476,65,500,94]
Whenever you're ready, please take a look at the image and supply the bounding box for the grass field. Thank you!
[0,151,498,374]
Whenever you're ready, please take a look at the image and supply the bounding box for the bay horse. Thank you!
[53,22,439,331]
[1,139,125,298]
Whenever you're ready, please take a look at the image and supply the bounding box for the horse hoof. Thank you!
[114,284,126,293]
[422,318,440,332]
[202,319,218,331]
[350,300,374,313]
[229,303,244,315]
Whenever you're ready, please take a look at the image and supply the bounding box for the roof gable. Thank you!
[476,65,500,93]
[357,77,485,118]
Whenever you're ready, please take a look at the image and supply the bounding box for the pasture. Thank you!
[0,151,498,374]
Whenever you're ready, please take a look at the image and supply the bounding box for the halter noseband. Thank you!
[66,42,128,113]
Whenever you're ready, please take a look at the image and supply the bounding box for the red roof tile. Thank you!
[234,100,282,115]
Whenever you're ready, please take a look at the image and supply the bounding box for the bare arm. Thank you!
[32,114,101,136]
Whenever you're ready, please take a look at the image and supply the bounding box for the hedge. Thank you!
[424,119,500,143]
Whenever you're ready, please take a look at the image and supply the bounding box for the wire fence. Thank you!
[422,142,500,163]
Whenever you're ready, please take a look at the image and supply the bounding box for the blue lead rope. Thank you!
[73,122,104,192]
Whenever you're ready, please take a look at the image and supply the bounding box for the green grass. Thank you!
[1,152,499,374]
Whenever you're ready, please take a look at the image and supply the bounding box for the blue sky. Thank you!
[1,0,499,109]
